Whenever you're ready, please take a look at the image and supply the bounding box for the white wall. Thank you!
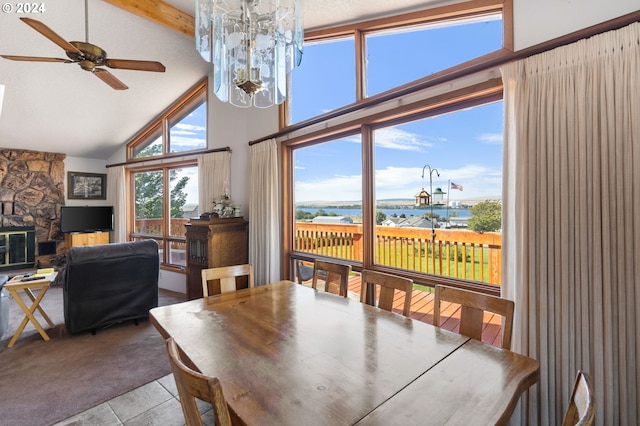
[513,0,639,50]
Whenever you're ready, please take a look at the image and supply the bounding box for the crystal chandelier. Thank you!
[196,0,303,108]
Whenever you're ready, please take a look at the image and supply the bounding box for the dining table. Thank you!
[150,280,539,425]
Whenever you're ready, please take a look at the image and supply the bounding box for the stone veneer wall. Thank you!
[0,148,66,267]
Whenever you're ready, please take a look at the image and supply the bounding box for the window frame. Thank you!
[129,160,198,271]
[281,0,512,128]
[281,0,510,294]
[125,79,208,271]
[126,78,209,161]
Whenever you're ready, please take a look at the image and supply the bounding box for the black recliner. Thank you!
[63,239,159,334]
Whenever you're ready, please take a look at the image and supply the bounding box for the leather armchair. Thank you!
[63,239,159,334]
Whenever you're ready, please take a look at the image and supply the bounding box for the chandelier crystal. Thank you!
[196,0,304,108]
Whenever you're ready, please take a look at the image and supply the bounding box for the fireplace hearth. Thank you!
[0,226,36,271]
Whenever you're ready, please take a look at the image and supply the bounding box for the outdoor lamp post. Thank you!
[421,164,440,241]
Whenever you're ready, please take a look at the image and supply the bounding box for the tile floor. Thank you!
[52,374,215,426]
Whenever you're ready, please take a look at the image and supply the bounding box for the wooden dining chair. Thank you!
[165,337,232,426]
[295,260,314,284]
[311,259,351,298]
[433,284,514,350]
[360,270,413,317]
[201,264,254,297]
[562,370,595,426]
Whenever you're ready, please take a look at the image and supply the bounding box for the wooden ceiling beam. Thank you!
[101,0,195,38]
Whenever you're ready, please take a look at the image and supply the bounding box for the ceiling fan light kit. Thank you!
[196,0,304,108]
[0,2,165,91]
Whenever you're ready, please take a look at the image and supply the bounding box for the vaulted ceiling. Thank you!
[0,0,436,159]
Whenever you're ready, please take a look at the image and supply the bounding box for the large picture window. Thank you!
[128,79,207,160]
[284,0,509,291]
[364,16,503,97]
[285,0,510,126]
[372,101,503,284]
[293,135,362,262]
[126,79,207,269]
[132,164,199,269]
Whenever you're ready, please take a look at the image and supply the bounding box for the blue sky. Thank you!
[291,16,504,203]
[169,103,207,205]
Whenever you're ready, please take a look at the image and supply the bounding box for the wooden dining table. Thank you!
[150,280,539,425]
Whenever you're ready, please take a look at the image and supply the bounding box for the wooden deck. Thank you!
[301,274,504,348]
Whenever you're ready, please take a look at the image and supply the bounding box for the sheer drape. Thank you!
[502,22,640,425]
[198,151,231,213]
[249,139,281,286]
[106,166,127,243]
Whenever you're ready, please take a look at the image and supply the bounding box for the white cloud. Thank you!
[170,136,206,147]
[174,123,206,132]
[295,174,363,202]
[373,127,435,152]
[477,133,503,144]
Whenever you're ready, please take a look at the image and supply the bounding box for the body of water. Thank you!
[297,206,471,218]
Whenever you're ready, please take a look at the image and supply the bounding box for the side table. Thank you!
[5,272,58,348]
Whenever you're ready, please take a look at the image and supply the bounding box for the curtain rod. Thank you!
[106,146,231,168]
[248,10,640,147]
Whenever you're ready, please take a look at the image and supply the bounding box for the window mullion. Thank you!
[355,29,366,101]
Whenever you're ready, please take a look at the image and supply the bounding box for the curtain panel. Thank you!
[106,166,127,243]
[198,151,231,213]
[502,22,640,425]
[249,139,281,286]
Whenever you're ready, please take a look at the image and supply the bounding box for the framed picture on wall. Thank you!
[67,172,107,200]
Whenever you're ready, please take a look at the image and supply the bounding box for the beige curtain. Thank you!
[249,139,281,286]
[198,151,231,213]
[501,22,640,425]
[106,166,127,243]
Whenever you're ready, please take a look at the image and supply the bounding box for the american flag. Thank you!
[451,182,463,191]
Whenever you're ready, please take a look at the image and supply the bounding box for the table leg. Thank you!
[24,287,55,327]
[7,288,51,348]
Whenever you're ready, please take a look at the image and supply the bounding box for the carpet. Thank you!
[0,285,185,426]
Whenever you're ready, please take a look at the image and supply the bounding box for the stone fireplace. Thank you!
[0,149,66,269]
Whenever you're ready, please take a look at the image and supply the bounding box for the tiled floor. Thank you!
[52,374,215,426]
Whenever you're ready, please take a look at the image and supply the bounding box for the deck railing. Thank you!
[295,222,502,285]
[134,218,190,237]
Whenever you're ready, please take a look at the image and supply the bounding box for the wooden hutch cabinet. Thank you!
[185,217,249,300]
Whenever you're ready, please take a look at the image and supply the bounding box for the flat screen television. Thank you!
[60,206,114,233]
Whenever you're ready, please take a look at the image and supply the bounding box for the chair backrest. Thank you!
[433,285,514,350]
[201,264,254,297]
[165,337,232,426]
[311,260,351,298]
[360,270,413,317]
[562,370,595,426]
[295,260,314,284]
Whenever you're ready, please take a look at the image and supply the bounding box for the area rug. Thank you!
[0,285,184,426]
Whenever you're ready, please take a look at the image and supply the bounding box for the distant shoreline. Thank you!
[296,197,501,209]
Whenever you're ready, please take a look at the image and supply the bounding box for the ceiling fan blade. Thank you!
[93,68,128,90]
[20,17,82,54]
[105,59,166,73]
[1,55,71,63]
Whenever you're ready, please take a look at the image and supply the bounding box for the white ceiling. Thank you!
[0,0,438,160]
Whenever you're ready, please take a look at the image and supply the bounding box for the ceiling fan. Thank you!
[0,1,165,90]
